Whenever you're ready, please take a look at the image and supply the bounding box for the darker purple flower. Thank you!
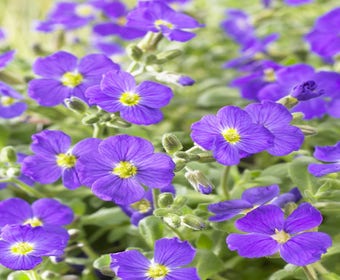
[191,106,273,165]
[177,75,195,86]
[77,135,175,205]
[291,80,324,101]
[244,101,304,156]
[0,224,68,270]
[111,237,199,280]
[86,70,173,125]
[227,203,332,266]
[271,187,302,208]
[28,51,119,106]
[22,130,100,189]
[0,198,73,232]
[0,82,27,119]
[0,50,15,70]
[308,141,340,177]
[305,8,340,59]
[208,185,279,222]
[126,1,203,42]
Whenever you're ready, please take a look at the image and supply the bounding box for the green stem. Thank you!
[12,178,44,198]
[92,123,102,138]
[312,262,329,274]
[220,166,231,199]
[28,270,41,280]
[152,188,160,209]
[166,223,185,240]
[186,145,201,153]
[78,240,98,260]
[302,266,317,280]
[127,61,138,73]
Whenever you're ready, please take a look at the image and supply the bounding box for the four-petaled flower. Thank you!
[227,203,332,266]
[111,237,200,280]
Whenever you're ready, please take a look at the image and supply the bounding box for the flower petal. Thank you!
[308,163,340,177]
[191,114,220,150]
[166,268,200,280]
[136,81,173,108]
[241,185,280,205]
[0,198,32,227]
[62,167,81,189]
[120,105,164,125]
[208,199,253,222]
[312,142,340,162]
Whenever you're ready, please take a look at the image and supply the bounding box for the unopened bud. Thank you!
[162,134,183,154]
[163,213,181,228]
[153,208,173,217]
[277,96,299,109]
[174,158,186,172]
[107,118,131,128]
[292,112,305,121]
[82,114,100,125]
[296,125,317,136]
[156,49,182,61]
[197,152,215,163]
[158,192,174,208]
[65,97,88,114]
[6,166,21,178]
[174,151,189,161]
[0,146,17,163]
[126,44,143,61]
[185,170,214,194]
[172,196,187,209]
[181,214,205,230]
[41,271,60,280]
[284,202,298,216]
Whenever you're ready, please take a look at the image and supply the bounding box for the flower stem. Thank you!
[152,188,160,209]
[166,223,185,240]
[12,178,44,198]
[303,266,317,280]
[28,270,41,280]
[220,166,231,199]
[92,123,102,138]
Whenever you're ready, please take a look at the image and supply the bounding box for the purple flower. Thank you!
[264,0,313,7]
[290,80,324,101]
[120,185,175,226]
[93,0,146,40]
[0,50,15,70]
[28,51,119,106]
[0,198,73,232]
[191,106,273,165]
[22,130,100,189]
[244,101,304,156]
[111,237,199,280]
[77,135,175,205]
[36,2,97,32]
[227,203,332,266]
[0,224,68,270]
[86,70,173,125]
[208,185,279,222]
[271,187,302,208]
[305,8,340,59]
[0,82,27,119]
[308,141,340,177]
[126,1,203,42]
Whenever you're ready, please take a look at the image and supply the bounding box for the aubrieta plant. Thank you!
[0,0,339,279]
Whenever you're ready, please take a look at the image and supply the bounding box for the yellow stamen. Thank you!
[154,19,174,29]
[56,153,77,168]
[146,263,169,279]
[272,229,290,244]
[113,161,137,179]
[61,72,83,88]
[0,96,16,106]
[264,68,276,82]
[117,16,127,26]
[23,217,43,227]
[11,242,34,255]
[119,92,140,106]
[131,199,151,213]
[75,4,93,17]
[221,128,241,144]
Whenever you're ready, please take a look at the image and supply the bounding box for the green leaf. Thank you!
[8,271,32,280]
[93,254,115,277]
[138,216,164,248]
[321,272,340,280]
[268,264,302,280]
[81,207,129,227]
[194,249,224,279]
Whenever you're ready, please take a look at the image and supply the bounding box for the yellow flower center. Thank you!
[221,128,241,144]
[75,4,93,17]
[113,161,137,179]
[23,217,43,227]
[0,96,16,106]
[264,68,276,82]
[61,72,83,88]
[154,19,174,30]
[117,16,127,26]
[271,229,290,244]
[11,242,34,255]
[131,199,151,213]
[119,92,140,106]
[146,263,169,279]
[56,153,77,168]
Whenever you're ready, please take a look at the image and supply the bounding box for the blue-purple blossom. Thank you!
[0,50,15,70]
[28,51,119,106]
[305,7,340,59]
[86,70,173,125]
[271,187,302,208]
[126,1,203,42]
[191,106,273,165]
[244,101,304,156]
[111,237,199,280]
[208,185,279,222]
[0,198,73,233]
[227,203,332,266]
[263,0,313,7]
[308,141,340,177]
[0,224,68,270]
[77,135,175,205]
[22,130,100,189]
[0,82,27,119]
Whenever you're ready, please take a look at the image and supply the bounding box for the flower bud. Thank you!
[65,97,88,114]
[292,112,305,121]
[156,49,182,61]
[41,271,60,280]
[174,158,186,172]
[126,44,143,61]
[172,196,187,209]
[153,208,173,217]
[163,213,182,228]
[0,146,17,163]
[6,166,21,178]
[291,80,324,101]
[185,170,214,195]
[174,151,189,161]
[296,125,317,136]
[181,214,205,230]
[277,96,299,109]
[162,134,183,154]
[177,76,195,86]
[158,192,174,208]
[82,114,100,125]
